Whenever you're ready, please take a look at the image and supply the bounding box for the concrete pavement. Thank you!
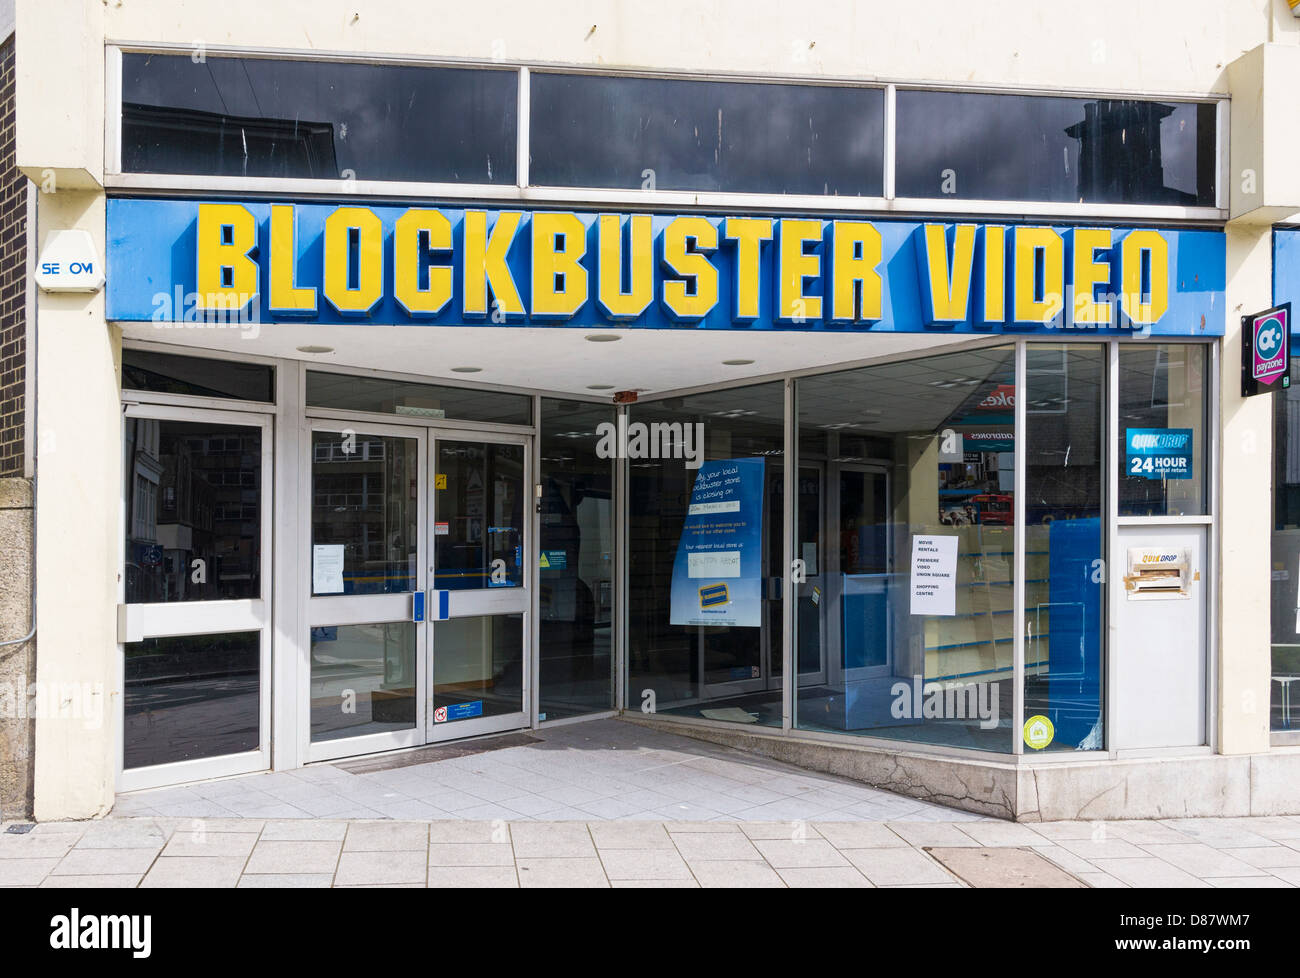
[3,814,1299,887]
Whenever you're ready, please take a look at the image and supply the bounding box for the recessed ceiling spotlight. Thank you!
[450,366,483,373]
[296,345,334,354]
[722,358,755,366]
[586,384,615,390]
[585,333,622,342]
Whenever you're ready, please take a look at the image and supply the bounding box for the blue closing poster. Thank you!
[670,458,765,627]
[1125,428,1193,480]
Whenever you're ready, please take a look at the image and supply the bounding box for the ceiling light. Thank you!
[586,384,614,390]
[450,366,482,373]
[722,358,755,366]
[296,345,334,354]
[585,333,622,342]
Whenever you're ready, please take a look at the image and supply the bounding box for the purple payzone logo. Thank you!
[1252,310,1288,385]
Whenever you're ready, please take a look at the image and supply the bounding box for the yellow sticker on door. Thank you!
[1023,715,1055,750]
[435,473,447,490]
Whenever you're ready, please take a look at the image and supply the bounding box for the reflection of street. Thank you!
[311,623,414,741]
[124,675,258,769]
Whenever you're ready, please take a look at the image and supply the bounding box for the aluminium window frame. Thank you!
[104,42,1228,223]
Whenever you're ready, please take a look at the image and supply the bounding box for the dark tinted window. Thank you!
[530,73,884,196]
[122,53,517,183]
[306,371,532,426]
[124,631,260,768]
[122,349,274,401]
[896,91,1216,206]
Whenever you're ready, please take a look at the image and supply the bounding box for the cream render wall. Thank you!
[93,0,1296,93]
[12,0,1300,816]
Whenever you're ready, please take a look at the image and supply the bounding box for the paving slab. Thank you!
[843,848,956,886]
[927,847,1086,888]
[244,840,341,875]
[516,857,610,887]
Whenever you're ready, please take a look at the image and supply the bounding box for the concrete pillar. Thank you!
[1219,224,1275,755]
[31,190,118,820]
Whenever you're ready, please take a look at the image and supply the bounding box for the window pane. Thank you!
[1117,344,1207,516]
[122,54,517,184]
[310,622,416,742]
[795,348,1017,752]
[124,631,260,768]
[122,349,274,402]
[896,91,1216,206]
[306,372,531,426]
[1272,359,1300,731]
[530,73,884,196]
[123,418,262,602]
[434,442,525,590]
[433,614,524,722]
[311,431,417,595]
[1024,345,1105,751]
[626,383,784,728]
[539,400,615,720]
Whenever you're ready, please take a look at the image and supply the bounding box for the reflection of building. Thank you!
[124,418,164,601]
[122,102,338,178]
[1065,100,1196,206]
[124,420,261,602]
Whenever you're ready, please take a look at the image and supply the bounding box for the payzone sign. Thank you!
[1125,428,1193,480]
[1242,303,1291,397]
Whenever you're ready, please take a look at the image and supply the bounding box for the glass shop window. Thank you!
[122,53,517,184]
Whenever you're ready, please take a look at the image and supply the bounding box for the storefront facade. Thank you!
[7,0,1300,821]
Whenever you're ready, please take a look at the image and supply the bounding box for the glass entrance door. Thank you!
[118,405,272,790]
[830,464,893,683]
[794,464,829,687]
[305,421,425,762]
[428,434,530,739]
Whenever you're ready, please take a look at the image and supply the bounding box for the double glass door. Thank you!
[305,422,530,761]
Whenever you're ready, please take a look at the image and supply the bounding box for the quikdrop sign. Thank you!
[1125,428,1193,481]
[1242,302,1291,397]
[105,198,1226,335]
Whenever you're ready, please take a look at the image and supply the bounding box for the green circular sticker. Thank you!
[1023,715,1054,750]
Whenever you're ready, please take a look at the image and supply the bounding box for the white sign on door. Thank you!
[910,534,958,617]
[312,544,345,594]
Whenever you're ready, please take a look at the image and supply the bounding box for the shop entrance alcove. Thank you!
[117,323,1213,784]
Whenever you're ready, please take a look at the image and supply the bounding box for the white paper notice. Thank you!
[910,535,958,617]
[688,550,742,578]
[313,545,346,594]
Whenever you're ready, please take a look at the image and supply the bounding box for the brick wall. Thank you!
[0,34,26,477]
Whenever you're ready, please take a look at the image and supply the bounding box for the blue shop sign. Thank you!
[105,198,1225,335]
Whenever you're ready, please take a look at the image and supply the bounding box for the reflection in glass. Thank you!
[434,442,524,590]
[1024,345,1105,751]
[795,347,1017,751]
[538,400,615,719]
[896,91,1216,205]
[122,54,517,184]
[531,73,884,196]
[306,372,532,426]
[311,432,417,595]
[122,350,274,402]
[626,384,784,727]
[123,418,262,603]
[1117,345,1207,516]
[124,631,260,768]
[1272,358,1300,731]
[433,615,524,721]
[310,622,416,742]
